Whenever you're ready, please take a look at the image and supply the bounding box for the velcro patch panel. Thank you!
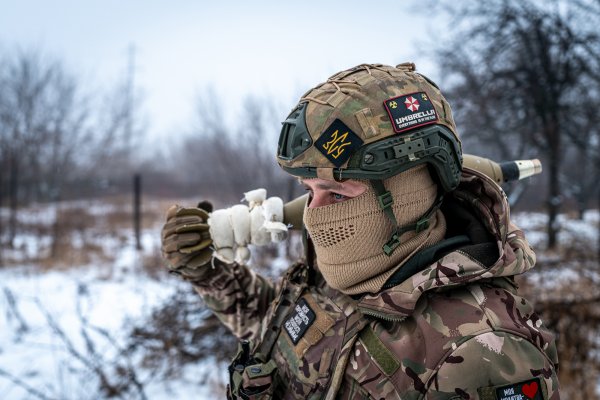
[478,377,545,400]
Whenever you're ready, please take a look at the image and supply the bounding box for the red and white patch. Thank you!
[404,96,420,112]
[522,382,539,399]
[383,92,438,133]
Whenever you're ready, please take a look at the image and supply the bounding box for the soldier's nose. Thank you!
[307,193,328,208]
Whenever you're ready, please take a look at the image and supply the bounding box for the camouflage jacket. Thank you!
[193,169,560,399]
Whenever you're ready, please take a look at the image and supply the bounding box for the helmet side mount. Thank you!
[277,102,312,161]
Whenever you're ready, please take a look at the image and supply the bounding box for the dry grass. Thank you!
[127,288,237,377]
[0,195,175,270]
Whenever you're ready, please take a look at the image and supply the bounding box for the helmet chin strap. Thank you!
[370,180,444,256]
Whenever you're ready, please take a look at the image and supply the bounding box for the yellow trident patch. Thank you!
[322,130,352,159]
[315,119,364,167]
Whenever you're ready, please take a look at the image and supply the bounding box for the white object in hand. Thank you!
[208,188,289,264]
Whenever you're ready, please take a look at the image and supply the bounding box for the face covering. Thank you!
[303,165,446,295]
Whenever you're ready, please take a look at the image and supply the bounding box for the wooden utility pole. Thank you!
[133,173,142,250]
[126,44,142,251]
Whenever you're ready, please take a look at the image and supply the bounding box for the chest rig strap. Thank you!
[257,262,310,358]
[228,262,310,400]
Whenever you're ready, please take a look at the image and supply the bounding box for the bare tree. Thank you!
[435,0,600,248]
[175,90,294,205]
[0,47,148,258]
[73,75,146,197]
[0,49,92,247]
[561,83,600,219]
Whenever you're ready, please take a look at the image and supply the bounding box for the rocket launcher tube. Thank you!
[283,193,309,230]
[283,154,542,229]
[513,159,542,180]
[462,154,542,183]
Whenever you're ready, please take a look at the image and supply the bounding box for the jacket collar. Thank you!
[357,168,536,319]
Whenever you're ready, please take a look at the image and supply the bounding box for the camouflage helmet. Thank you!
[277,63,462,192]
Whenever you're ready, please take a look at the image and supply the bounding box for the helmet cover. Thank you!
[277,63,463,192]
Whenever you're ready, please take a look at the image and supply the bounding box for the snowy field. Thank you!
[0,258,226,399]
[0,201,598,399]
[0,201,231,399]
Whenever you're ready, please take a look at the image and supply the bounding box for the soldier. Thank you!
[161,63,560,399]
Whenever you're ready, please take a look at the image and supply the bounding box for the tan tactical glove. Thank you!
[161,204,213,280]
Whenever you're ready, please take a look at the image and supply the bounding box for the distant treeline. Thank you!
[1,0,600,251]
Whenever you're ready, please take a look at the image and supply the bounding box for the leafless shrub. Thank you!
[127,287,236,378]
[431,0,600,248]
[3,287,29,339]
[36,297,149,399]
[537,297,600,399]
[0,287,152,399]
[0,368,55,400]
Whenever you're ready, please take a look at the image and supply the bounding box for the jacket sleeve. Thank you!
[429,331,560,399]
[191,259,279,341]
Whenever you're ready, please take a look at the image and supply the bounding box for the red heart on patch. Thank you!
[522,381,538,399]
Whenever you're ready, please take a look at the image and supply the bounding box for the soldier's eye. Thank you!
[332,193,346,201]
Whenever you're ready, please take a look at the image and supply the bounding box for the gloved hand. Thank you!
[161,189,289,278]
[161,204,213,280]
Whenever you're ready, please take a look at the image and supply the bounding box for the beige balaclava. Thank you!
[303,165,446,295]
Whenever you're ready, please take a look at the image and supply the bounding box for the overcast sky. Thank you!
[0,1,444,141]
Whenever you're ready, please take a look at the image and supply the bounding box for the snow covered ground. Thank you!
[512,209,599,249]
[0,203,598,399]
[0,238,229,399]
[0,201,230,399]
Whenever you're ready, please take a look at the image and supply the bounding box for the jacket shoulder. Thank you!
[341,282,559,398]
[431,330,560,399]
